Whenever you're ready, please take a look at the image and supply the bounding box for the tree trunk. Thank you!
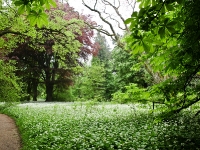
[153,102,155,110]
[32,79,38,101]
[45,70,54,102]
[44,54,57,102]
[45,83,53,102]
[26,80,31,101]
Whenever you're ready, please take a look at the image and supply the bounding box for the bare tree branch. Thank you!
[82,0,119,42]
[103,11,126,31]
[102,0,129,31]
[126,0,137,12]
[84,21,114,37]
[94,0,98,9]
[81,0,135,48]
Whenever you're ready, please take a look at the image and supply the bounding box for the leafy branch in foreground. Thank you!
[5,0,57,27]
[125,0,200,114]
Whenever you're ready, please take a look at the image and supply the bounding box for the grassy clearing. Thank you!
[1,102,200,150]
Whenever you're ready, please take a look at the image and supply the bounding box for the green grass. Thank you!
[1,102,200,150]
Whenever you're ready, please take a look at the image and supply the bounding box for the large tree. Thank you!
[93,32,112,99]
[94,32,110,62]
[6,2,98,101]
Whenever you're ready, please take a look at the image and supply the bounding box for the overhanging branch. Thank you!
[82,0,119,42]
[102,0,129,31]
[0,29,23,37]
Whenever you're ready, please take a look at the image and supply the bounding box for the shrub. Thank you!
[112,83,149,104]
[53,88,75,102]
[0,60,23,102]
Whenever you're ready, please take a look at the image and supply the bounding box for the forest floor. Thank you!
[0,114,21,150]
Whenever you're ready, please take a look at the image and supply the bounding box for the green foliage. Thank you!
[2,6,84,101]
[53,88,75,102]
[2,103,200,149]
[13,0,56,27]
[72,60,106,101]
[106,46,150,100]
[112,83,149,104]
[94,32,111,63]
[125,0,200,112]
[0,60,23,102]
[94,32,112,100]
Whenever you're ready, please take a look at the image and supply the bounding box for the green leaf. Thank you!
[167,21,177,27]
[37,20,43,28]
[132,45,141,55]
[131,40,143,55]
[45,2,51,10]
[18,5,25,14]
[40,12,48,20]
[14,0,24,6]
[124,18,134,24]
[138,8,147,17]
[39,12,49,26]
[48,0,57,7]
[40,0,46,5]
[131,12,138,18]
[165,4,174,11]
[133,35,142,40]
[158,27,165,39]
[151,29,155,34]
[144,38,153,43]
[139,1,143,9]
[142,41,150,53]
[26,4,31,13]
[161,5,165,14]
[166,27,176,34]
[152,40,163,46]
[27,12,38,26]
[164,18,170,25]
[27,10,48,27]
[144,0,150,7]
[129,22,136,30]
[176,0,183,4]
[152,0,156,6]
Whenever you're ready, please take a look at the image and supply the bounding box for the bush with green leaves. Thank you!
[112,83,150,104]
[52,87,75,102]
[0,60,23,102]
[72,60,106,102]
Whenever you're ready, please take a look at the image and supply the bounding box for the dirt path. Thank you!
[0,114,21,150]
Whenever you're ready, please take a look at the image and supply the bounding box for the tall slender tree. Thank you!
[94,32,110,62]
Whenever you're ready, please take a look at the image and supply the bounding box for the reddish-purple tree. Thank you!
[7,2,99,101]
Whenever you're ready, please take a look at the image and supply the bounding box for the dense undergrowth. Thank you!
[1,102,200,150]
